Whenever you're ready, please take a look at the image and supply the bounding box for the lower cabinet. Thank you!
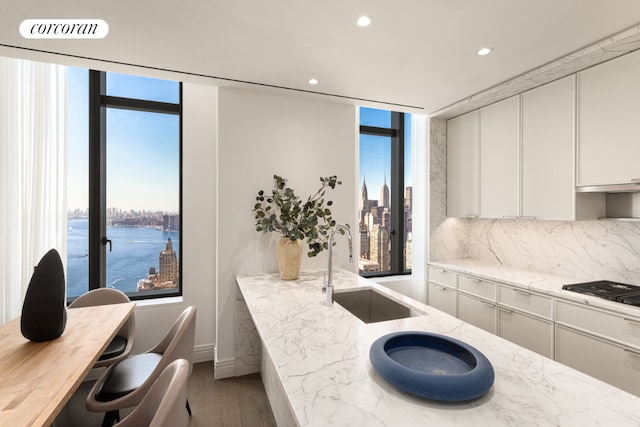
[556,325,640,396]
[498,306,553,359]
[427,265,640,397]
[427,282,456,316]
[457,293,496,334]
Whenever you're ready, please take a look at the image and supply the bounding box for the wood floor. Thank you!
[55,362,277,427]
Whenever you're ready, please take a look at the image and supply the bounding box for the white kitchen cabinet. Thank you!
[427,267,456,288]
[498,285,553,320]
[498,306,553,358]
[556,325,640,397]
[458,293,496,334]
[556,299,640,348]
[521,76,575,220]
[427,282,456,316]
[577,49,640,187]
[447,111,479,218]
[457,275,496,301]
[479,96,520,218]
[556,299,640,396]
[428,264,640,397]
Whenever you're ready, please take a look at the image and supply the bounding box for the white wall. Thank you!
[131,82,218,360]
[216,87,358,371]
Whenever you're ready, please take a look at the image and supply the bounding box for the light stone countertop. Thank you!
[429,259,640,319]
[236,268,640,426]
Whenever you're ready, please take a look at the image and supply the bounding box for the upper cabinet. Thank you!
[521,76,575,220]
[446,50,640,221]
[577,49,640,187]
[479,96,520,218]
[447,78,576,220]
[447,110,479,218]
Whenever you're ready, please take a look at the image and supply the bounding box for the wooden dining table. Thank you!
[0,302,135,427]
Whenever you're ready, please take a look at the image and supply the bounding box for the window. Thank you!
[358,107,412,276]
[67,69,182,300]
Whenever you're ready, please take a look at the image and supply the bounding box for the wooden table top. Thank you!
[0,302,135,427]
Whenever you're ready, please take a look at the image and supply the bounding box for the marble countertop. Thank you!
[236,269,640,426]
[429,259,640,318]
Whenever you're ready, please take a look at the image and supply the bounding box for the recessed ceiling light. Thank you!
[357,16,372,27]
[308,78,319,85]
[477,47,493,56]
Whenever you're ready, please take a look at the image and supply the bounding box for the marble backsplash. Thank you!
[431,217,640,285]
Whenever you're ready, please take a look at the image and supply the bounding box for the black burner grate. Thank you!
[562,280,640,306]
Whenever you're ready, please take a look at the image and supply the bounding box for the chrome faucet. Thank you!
[323,224,353,306]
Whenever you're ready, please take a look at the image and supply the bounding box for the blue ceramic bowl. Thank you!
[369,331,494,401]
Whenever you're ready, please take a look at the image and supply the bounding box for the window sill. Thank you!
[135,296,184,309]
[368,274,413,284]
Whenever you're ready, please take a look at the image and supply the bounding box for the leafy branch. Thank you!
[253,175,342,257]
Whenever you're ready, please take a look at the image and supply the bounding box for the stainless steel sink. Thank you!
[333,289,420,324]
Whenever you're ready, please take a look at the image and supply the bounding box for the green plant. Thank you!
[253,175,342,257]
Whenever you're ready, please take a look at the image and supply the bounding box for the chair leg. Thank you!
[101,410,120,427]
[186,399,192,416]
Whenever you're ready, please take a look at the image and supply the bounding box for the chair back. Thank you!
[69,288,135,367]
[113,358,189,427]
[148,306,197,376]
[69,288,131,308]
[86,306,197,416]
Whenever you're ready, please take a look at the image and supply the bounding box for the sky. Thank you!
[67,75,409,214]
[359,107,412,204]
[67,68,180,213]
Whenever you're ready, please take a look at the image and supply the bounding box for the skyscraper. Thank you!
[370,224,390,271]
[379,176,389,209]
[360,178,371,222]
[159,237,178,283]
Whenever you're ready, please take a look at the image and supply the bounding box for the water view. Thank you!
[67,219,180,298]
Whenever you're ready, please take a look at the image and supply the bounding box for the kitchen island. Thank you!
[236,269,640,426]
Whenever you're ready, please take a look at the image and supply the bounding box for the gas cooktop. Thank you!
[562,280,640,306]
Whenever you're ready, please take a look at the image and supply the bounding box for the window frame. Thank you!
[359,109,410,278]
[87,69,183,300]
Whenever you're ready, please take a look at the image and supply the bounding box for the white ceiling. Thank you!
[1,1,640,114]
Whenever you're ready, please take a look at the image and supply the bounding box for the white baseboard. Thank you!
[193,343,215,363]
[214,357,237,379]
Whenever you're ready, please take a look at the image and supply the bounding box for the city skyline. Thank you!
[67,206,180,217]
[358,107,412,206]
[358,177,413,273]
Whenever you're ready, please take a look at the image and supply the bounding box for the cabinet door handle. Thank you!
[520,216,537,220]
[630,179,640,184]
[499,307,513,314]
[624,348,640,359]
[513,288,531,296]
[464,214,478,218]
[481,301,496,308]
[502,215,518,219]
[469,278,481,283]
[624,317,640,327]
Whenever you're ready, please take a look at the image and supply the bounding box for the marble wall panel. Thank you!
[431,218,640,285]
[234,285,261,375]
